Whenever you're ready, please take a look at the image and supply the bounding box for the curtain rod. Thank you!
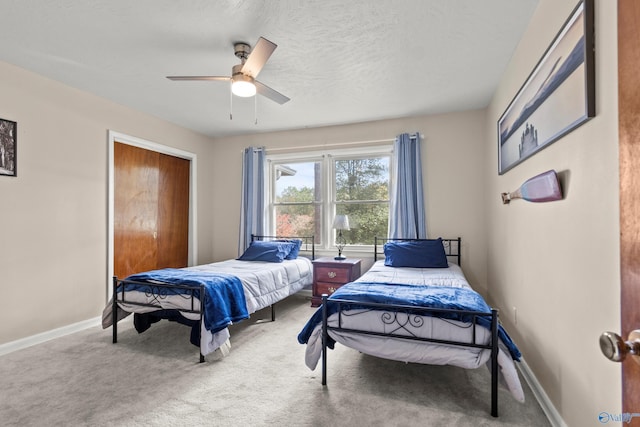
[263,138,391,154]
[241,133,423,155]
[260,133,423,154]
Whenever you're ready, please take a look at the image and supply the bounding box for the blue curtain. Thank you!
[389,133,427,239]
[238,147,266,255]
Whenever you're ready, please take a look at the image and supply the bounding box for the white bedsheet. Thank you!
[356,260,471,288]
[304,260,525,402]
[187,257,312,313]
[112,257,313,355]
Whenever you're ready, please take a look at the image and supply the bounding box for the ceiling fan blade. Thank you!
[255,80,290,104]
[166,76,230,81]
[240,37,277,78]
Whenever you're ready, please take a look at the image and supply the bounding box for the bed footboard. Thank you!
[320,294,500,417]
[111,276,206,363]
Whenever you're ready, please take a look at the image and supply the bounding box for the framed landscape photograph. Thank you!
[0,118,17,177]
[497,0,595,175]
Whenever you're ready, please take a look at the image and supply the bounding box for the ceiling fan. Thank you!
[166,37,290,105]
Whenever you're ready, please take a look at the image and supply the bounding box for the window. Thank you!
[272,160,321,242]
[268,146,392,250]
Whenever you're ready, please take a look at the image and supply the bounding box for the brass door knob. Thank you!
[599,330,640,363]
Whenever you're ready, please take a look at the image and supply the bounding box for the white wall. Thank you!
[485,1,620,425]
[0,61,216,344]
[210,111,489,291]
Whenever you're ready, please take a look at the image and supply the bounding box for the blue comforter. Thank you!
[297,282,521,361]
[121,268,249,333]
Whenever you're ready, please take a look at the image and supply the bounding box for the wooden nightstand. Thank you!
[311,257,361,307]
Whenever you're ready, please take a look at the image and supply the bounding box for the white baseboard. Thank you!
[517,357,567,427]
[297,288,312,297]
[0,316,101,357]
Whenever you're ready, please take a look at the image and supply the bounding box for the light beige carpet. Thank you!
[0,293,550,426]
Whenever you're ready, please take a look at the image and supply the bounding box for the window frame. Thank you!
[267,145,393,253]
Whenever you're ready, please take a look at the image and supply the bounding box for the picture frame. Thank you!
[497,0,595,175]
[0,118,17,177]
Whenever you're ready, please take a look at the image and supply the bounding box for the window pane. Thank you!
[275,204,320,243]
[335,157,389,202]
[336,202,388,245]
[269,149,392,249]
[275,162,321,203]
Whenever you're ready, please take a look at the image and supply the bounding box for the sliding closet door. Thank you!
[114,143,159,278]
[114,142,190,279]
[156,152,190,268]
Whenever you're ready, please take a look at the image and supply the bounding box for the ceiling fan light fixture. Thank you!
[231,73,256,97]
[167,37,289,105]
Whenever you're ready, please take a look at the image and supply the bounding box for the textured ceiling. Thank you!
[0,0,539,138]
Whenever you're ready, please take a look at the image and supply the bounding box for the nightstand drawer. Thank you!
[311,257,361,307]
[315,266,351,283]
[315,281,342,297]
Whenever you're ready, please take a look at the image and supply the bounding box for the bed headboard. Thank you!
[251,234,315,260]
[373,237,462,266]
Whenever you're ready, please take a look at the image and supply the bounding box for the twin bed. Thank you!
[104,234,522,417]
[297,237,523,417]
[103,235,314,361]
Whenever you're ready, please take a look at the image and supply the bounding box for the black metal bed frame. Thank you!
[112,277,207,361]
[320,237,502,417]
[111,234,315,363]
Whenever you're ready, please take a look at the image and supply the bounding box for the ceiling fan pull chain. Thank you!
[229,82,233,120]
[255,96,258,125]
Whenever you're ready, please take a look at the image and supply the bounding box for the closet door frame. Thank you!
[107,130,198,301]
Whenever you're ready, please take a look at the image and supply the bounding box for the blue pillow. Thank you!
[237,241,296,263]
[276,239,302,259]
[383,238,448,268]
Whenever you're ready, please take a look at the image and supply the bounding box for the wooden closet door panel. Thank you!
[156,152,190,269]
[114,142,159,278]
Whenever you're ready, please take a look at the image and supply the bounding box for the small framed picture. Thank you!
[0,118,17,177]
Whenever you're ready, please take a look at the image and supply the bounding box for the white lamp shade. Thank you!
[332,215,350,230]
[231,80,256,97]
[231,72,256,97]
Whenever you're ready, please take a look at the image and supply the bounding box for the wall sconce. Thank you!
[332,215,350,260]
